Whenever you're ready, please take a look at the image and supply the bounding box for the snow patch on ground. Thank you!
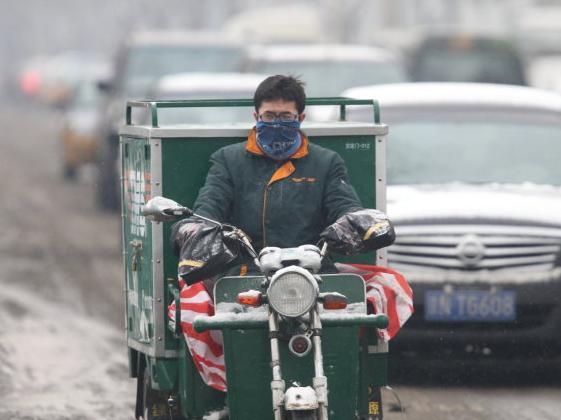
[0,283,135,419]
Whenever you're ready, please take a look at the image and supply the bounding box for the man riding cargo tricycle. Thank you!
[120,75,412,419]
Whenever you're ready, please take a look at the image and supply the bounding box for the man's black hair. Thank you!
[254,75,306,114]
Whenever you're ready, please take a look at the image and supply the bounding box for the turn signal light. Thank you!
[236,291,263,307]
[321,293,348,310]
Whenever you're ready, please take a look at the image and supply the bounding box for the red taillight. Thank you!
[289,334,312,357]
[20,71,41,95]
[236,291,263,307]
[321,293,348,310]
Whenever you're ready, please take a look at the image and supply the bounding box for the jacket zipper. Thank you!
[262,165,280,248]
[262,185,269,247]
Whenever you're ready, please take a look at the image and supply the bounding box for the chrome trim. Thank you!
[150,137,167,357]
[396,224,561,238]
[390,244,560,257]
[389,223,561,274]
[391,244,561,258]
[389,253,556,269]
[375,134,388,266]
[391,244,461,256]
[120,135,129,338]
[480,245,559,256]
[394,236,561,245]
[392,266,561,284]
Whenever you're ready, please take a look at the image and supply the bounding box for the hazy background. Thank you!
[1,1,561,419]
[2,0,560,98]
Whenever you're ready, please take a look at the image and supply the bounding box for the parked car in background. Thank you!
[408,34,527,85]
[18,54,49,100]
[342,83,561,366]
[59,75,106,180]
[243,44,408,97]
[527,55,561,93]
[140,72,266,125]
[95,30,245,210]
[18,51,108,108]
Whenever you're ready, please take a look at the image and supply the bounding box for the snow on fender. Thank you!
[284,386,319,410]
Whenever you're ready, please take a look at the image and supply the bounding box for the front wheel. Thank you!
[140,367,165,420]
[289,410,317,420]
[139,366,184,420]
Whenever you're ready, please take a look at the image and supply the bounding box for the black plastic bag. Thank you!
[320,209,395,256]
[171,218,240,285]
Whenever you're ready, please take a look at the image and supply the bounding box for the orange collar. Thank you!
[245,127,309,159]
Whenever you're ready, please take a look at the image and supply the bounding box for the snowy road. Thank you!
[0,103,559,419]
[0,104,134,419]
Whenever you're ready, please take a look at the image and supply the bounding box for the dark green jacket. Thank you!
[193,129,362,252]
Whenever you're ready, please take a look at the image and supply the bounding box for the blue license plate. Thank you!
[424,290,516,322]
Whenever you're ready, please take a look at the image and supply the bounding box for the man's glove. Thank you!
[170,218,239,285]
[320,209,395,256]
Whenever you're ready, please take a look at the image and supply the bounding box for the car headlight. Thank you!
[267,266,319,318]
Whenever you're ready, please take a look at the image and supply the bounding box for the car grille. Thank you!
[388,224,561,274]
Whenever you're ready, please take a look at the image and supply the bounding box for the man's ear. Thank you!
[253,111,259,121]
[299,112,306,122]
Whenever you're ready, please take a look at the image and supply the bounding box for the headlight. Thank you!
[267,266,318,318]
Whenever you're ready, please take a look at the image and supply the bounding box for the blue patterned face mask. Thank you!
[256,120,302,160]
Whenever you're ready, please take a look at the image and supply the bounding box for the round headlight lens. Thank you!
[267,267,318,317]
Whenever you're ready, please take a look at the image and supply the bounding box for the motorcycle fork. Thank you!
[268,306,330,420]
[268,309,285,420]
[310,306,329,420]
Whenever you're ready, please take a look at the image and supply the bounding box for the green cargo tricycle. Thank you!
[120,98,391,419]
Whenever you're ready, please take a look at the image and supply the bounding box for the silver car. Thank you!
[143,72,266,125]
[243,44,408,97]
[95,31,245,210]
[343,82,561,364]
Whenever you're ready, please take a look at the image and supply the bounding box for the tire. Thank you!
[289,410,317,420]
[137,366,186,420]
[139,366,181,420]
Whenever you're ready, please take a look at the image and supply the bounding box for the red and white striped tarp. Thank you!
[168,265,413,391]
[168,279,227,391]
[335,264,414,341]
